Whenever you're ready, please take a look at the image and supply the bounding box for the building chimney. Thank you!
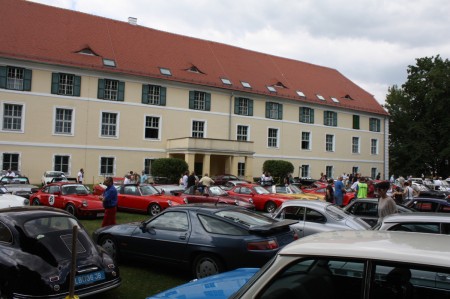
[128,17,137,25]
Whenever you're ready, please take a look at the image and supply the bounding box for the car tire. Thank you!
[148,203,161,216]
[99,235,119,261]
[65,203,76,216]
[192,253,224,279]
[264,201,277,213]
[31,198,40,206]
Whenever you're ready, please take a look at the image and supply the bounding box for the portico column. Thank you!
[203,154,211,175]
[185,153,196,172]
[245,156,254,182]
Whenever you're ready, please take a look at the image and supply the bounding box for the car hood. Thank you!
[146,268,258,299]
[3,184,38,190]
[0,194,27,207]
[345,216,371,230]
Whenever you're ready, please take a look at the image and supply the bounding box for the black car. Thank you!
[404,197,450,213]
[343,198,414,227]
[93,204,298,279]
[0,206,120,298]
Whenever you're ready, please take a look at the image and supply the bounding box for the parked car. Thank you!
[41,171,66,185]
[221,180,251,190]
[116,184,186,216]
[93,204,298,279]
[229,230,450,299]
[343,198,414,226]
[0,206,120,298]
[30,182,105,218]
[271,200,370,237]
[373,212,450,234]
[179,185,255,210]
[265,184,324,201]
[92,177,124,195]
[404,197,450,213]
[0,186,30,208]
[212,174,248,186]
[153,184,185,196]
[227,184,294,213]
[411,182,449,199]
[0,176,40,199]
[302,186,356,206]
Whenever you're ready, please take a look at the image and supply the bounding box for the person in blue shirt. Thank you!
[334,176,345,207]
[100,177,118,227]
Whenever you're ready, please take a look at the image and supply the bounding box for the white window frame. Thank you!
[53,106,75,136]
[58,73,75,95]
[99,156,116,176]
[300,107,314,124]
[325,134,335,152]
[147,85,161,105]
[352,136,360,154]
[326,165,333,179]
[267,127,279,148]
[7,67,24,90]
[104,79,119,101]
[53,154,71,175]
[192,119,206,138]
[1,152,21,173]
[194,91,206,110]
[144,115,161,141]
[99,110,120,139]
[1,102,25,133]
[301,165,310,178]
[236,124,249,141]
[369,118,381,132]
[301,131,311,150]
[371,138,378,155]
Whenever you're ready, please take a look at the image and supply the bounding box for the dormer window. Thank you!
[331,97,340,103]
[267,86,276,93]
[241,81,251,88]
[317,94,325,101]
[296,90,306,97]
[103,58,116,67]
[274,82,287,89]
[344,94,354,100]
[159,68,172,76]
[186,65,204,74]
[221,78,232,85]
[77,47,98,56]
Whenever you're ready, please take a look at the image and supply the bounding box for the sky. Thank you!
[28,0,450,105]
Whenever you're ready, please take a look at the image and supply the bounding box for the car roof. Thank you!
[0,206,72,223]
[382,212,450,223]
[279,199,331,208]
[410,197,450,204]
[279,230,450,267]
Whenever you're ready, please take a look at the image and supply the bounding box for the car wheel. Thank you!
[31,198,40,205]
[99,235,119,261]
[264,201,277,213]
[192,253,224,279]
[65,203,76,216]
[148,203,161,216]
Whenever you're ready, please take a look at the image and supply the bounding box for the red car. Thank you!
[303,187,356,206]
[116,184,186,216]
[179,185,255,209]
[227,184,293,213]
[30,182,105,218]
[92,177,124,195]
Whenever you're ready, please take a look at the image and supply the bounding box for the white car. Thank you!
[0,187,30,208]
[231,230,450,299]
[41,171,66,185]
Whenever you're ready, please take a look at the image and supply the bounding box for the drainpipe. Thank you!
[228,92,234,140]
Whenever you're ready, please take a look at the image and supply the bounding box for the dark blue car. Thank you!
[404,197,450,212]
[92,204,298,279]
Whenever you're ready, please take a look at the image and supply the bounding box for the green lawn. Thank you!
[80,212,189,299]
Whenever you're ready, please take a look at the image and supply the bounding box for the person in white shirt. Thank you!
[5,169,15,177]
[77,168,84,184]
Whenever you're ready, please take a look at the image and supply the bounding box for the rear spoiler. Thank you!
[249,219,297,233]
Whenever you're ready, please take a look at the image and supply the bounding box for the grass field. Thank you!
[80,212,190,299]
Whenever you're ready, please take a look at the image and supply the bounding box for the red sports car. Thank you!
[92,177,124,195]
[179,185,255,209]
[302,187,356,206]
[30,182,105,218]
[227,184,294,213]
[116,184,186,216]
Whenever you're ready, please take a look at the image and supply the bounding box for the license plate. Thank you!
[97,213,105,217]
[75,271,105,286]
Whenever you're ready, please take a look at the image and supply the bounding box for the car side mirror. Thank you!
[31,187,40,193]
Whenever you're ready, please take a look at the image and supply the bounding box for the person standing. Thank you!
[325,179,334,203]
[376,172,381,180]
[199,173,215,187]
[77,168,84,184]
[334,176,345,206]
[182,171,189,189]
[402,181,415,203]
[187,171,197,189]
[356,177,368,198]
[376,181,398,221]
[100,177,118,227]
[140,171,148,184]
[5,168,15,177]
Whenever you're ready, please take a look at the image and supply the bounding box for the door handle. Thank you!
[179,233,188,240]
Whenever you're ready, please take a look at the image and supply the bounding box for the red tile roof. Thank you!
[0,0,388,115]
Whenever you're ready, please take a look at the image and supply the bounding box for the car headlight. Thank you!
[234,199,239,206]
[168,200,173,206]
[249,198,254,204]
[82,200,88,207]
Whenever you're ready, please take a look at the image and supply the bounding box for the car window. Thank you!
[438,205,450,213]
[197,214,248,235]
[305,208,326,223]
[23,216,80,237]
[62,185,89,195]
[389,223,441,234]
[414,201,438,212]
[140,185,159,195]
[275,186,287,194]
[0,221,12,243]
[148,211,188,231]
[239,187,252,195]
[123,186,139,195]
[349,202,378,216]
[276,206,305,221]
[48,186,60,194]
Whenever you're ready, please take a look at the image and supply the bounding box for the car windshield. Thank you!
[62,184,89,195]
[46,172,64,178]
[253,186,271,194]
[288,184,304,194]
[325,205,350,220]
[1,177,29,184]
[215,209,276,227]
[209,186,228,196]
[23,216,80,238]
[140,185,160,195]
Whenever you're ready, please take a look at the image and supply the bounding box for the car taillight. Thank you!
[293,231,299,240]
[247,239,278,250]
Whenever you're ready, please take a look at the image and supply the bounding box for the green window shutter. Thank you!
[141,85,149,104]
[234,98,240,114]
[311,109,314,123]
[189,91,195,109]
[51,73,59,94]
[159,86,166,106]
[23,69,32,91]
[333,112,337,126]
[97,79,105,99]
[299,107,302,122]
[117,81,125,101]
[265,102,270,118]
[377,119,381,132]
[278,104,283,120]
[323,111,327,125]
[205,93,211,111]
[73,75,81,96]
[0,66,7,89]
[353,115,360,129]
[248,99,253,116]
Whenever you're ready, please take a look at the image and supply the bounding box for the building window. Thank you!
[100,157,115,176]
[2,103,23,131]
[189,91,211,111]
[352,137,360,154]
[54,155,70,174]
[369,118,381,132]
[301,132,311,150]
[51,73,81,96]
[142,84,166,106]
[237,125,249,141]
[98,79,125,101]
[371,139,378,155]
[299,107,314,123]
[234,97,253,116]
[144,158,154,175]
[353,115,360,129]
[101,112,118,137]
[352,166,359,174]
[0,66,32,91]
[145,116,160,140]
[2,153,19,172]
[325,134,334,152]
[371,168,377,179]
[265,102,283,120]
[268,128,279,148]
[324,111,337,127]
[326,166,333,179]
[54,108,73,135]
[192,121,205,138]
[238,162,245,177]
[301,165,310,178]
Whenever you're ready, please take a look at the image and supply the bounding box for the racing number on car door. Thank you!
[49,195,55,206]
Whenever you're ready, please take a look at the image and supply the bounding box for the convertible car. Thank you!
[0,206,120,298]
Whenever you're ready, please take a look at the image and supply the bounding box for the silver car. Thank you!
[373,212,450,234]
[271,199,370,237]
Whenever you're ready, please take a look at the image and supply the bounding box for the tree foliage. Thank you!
[151,158,188,183]
[262,160,294,183]
[385,55,450,177]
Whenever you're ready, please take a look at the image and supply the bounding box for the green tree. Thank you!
[151,158,188,183]
[385,55,450,177]
[262,160,294,184]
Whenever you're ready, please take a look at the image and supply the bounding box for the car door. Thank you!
[40,185,63,208]
[118,185,146,211]
[274,206,306,237]
[347,202,378,226]
[303,208,329,236]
